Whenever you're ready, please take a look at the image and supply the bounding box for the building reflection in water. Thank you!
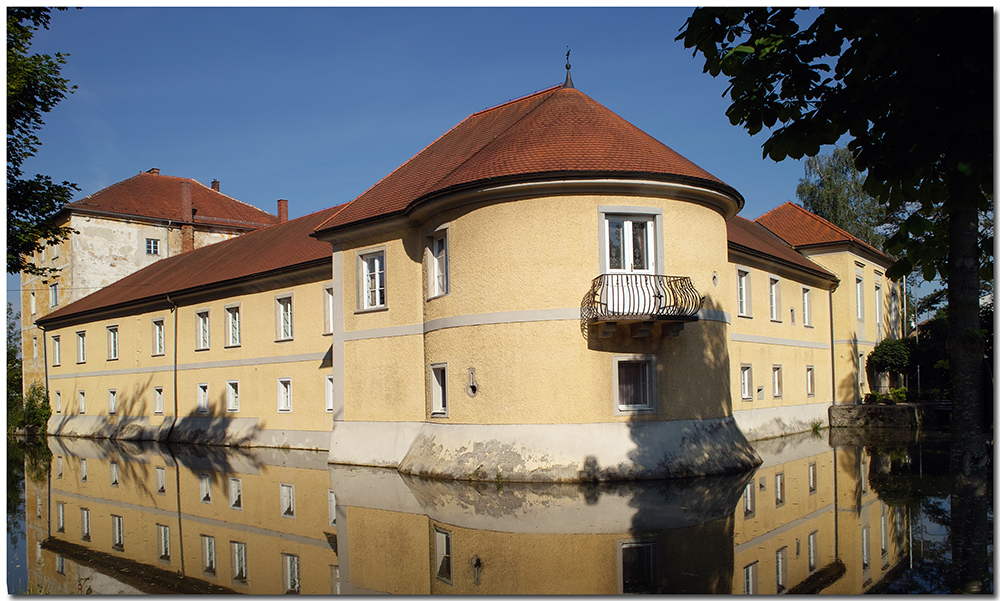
[25,431,909,594]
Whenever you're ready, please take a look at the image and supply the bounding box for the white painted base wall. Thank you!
[732,402,830,442]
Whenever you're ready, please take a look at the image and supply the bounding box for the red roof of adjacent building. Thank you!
[315,84,742,234]
[755,201,888,260]
[727,215,837,280]
[38,206,341,324]
[66,170,279,229]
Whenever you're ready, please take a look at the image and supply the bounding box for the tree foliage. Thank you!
[867,338,909,375]
[7,7,79,276]
[7,303,23,428]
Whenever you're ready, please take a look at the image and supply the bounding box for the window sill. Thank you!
[224,344,241,349]
[226,409,239,413]
[154,411,164,416]
[277,409,292,413]
[108,357,118,362]
[426,292,449,302]
[737,314,752,319]
[151,353,165,358]
[274,337,293,343]
[431,412,448,418]
[741,397,753,402]
[770,319,782,324]
[355,305,388,315]
[195,347,210,352]
[804,324,814,329]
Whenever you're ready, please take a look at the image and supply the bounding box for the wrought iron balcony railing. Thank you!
[582,274,702,323]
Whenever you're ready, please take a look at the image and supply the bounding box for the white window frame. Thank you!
[806,365,816,397]
[772,365,782,398]
[875,282,883,341]
[76,331,86,364]
[226,380,240,412]
[50,283,59,307]
[856,276,865,321]
[157,524,170,560]
[776,547,788,593]
[275,294,293,341]
[196,309,210,350]
[430,363,448,417]
[32,336,37,359]
[154,387,164,415]
[81,508,91,541]
[808,530,818,572]
[743,481,756,517]
[328,490,337,526]
[862,526,871,570]
[323,283,335,334]
[283,553,301,594]
[736,268,751,317]
[146,238,160,256]
[107,326,119,360]
[156,466,166,494]
[427,227,450,299]
[152,318,165,356]
[225,305,241,347]
[52,335,60,366]
[57,456,63,479]
[279,483,295,518]
[434,527,452,584]
[613,355,657,415]
[740,364,753,401]
[775,472,786,506]
[111,514,124,550]
[325,375,334,413]
[769,276,781,321]
[80,458,87,482]
[78,390,86,414]
[54,390,61,413]
[29,291,35,315]
[277,378,292,412]
[108,389,117,415]
[197,383,209,414]
[56,502,65,532]
[201,535,217,574]
[229,478,243,509]
[808,462,818,493]
[743,561,758,595]
[358,248,387,311]
[200,473,212,503]
[802,287,812,327]
[231,541,248,583]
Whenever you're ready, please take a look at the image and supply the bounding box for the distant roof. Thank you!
[38,206,341,325]
[315,84,743,235]
[755,202,890,261]
[66,170,279,229]
[728,215,837,281]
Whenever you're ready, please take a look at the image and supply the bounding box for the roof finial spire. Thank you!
[563,46,574,89]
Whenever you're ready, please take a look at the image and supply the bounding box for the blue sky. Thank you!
[9,7,820,308]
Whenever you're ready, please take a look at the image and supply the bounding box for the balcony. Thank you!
[582,274,702,338]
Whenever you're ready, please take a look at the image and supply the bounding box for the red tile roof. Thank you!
[315,84,742,234]
[755,202,889,260]
[38,206,341,325]
[67,171,279,229]
[728,215,837,280]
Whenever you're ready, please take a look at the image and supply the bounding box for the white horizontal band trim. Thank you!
[730,332,830,350]
[734,503,833,554]
[48,351,329,380]
[423,307,580,333]
[833,338,878,347]
[343,323,423,341]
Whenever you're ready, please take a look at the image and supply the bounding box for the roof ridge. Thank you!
[762,201,883,254]
[184,176,277,218]
[469,83,561,117]
[71,172,144,205]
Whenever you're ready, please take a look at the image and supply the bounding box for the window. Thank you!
[200,473,211,503]
[78,390,86,414]
[858,352,866,391]
[359,249,386,310]
[743,561,758,595]
[32,336,37,359]
[772,366,782,398]
[774,472,785,506]
[226,306,240,347]
[856,277,864,320]
[77,331,86,363]
[324,284,335,334]
[620,541,656,594]
[146,238,160,255]
[429,229,449,297]
[54,390,61,414]
[226,381,240,412]
[52,335,60,366]
[328,490,337,526]
[196,310,210,350]
[808,462,818,494]
[111,514,124,550]
[81,508,91,541]
[434,527,452,584]
[808,531,818,572]
[56,502,65,532]
[201,535,217,574]
[198,383,209,414]
[154,387,164,414]
[152,319,165,356]
[740,365,753,401]
[229,478,243,509]
[110,461,119,487]
[326,375,335,413]
[802,287,812,326]
[50,241,58,259]
[37,496,42,518]
[57,456,63,479]
[605,215,655,273]
[861,526,871,570]
[156,466,166,494]
[891,288,900,336]
[280,483,295,518]
[875,283,883,341]
[283,554,301,594]
[30,291,36,315]
[157,524,170,561]
[50,283,59,307]
[431,363,448,416]
[806,366,816,397]
[277,296,293,340]
[769,277,780,321]
[108,389,117,414]
[277,378,292,412]
[737,269,751,316]
[231,541,248,583]
[614,356,656,414]
[775,547,788,593]
[56,554,65,575]
[881,509,889,560]
[107,326,118,360]
[743,482,756,517]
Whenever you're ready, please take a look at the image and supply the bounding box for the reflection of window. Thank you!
[226,381,240,412]
[280,483,296,518]
[776,547,788,594]
[434,527,452,584]
[81,508,91,541]
[861,526,871,571]
[808,462,817,494]
[110,462,119,487]
[774,473,785,506]
[81,458,88,482]
[283,553,301,594]
[620,541,656,594]
[808,531,818,572]
[157,524,171,561]
[881,509,889,561]
[231,541,248,582]
[328,490,337,526]
[56,555,65,575]
[201,535,217,574]
[57,456,63,479]
[743,482,755,517]
[111,514,124,551]
[56,502,65,532]
[156,466,166,494]
[200,473,212,503]
[229,478,242,509]
[743,561,758,595]
[431,364,448,416]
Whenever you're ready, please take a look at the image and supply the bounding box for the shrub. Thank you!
[18,382,51,432]
[889,387,908,404]
[868,338,910,374]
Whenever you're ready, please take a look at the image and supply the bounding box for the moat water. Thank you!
[7,429,992,594]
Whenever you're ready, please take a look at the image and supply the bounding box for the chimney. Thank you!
[180,181,194,253]
[147,167,160,175]
[211,179,220,192]
[277,199,288,223]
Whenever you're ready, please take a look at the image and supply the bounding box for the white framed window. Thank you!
[428,228,449,298]
[277,378,292,412]
[76,331,86,363]
[146,238,160,255]
[743,561,758,595]
[430,363,448,417]
[861,526,871,570]
[740,364,753,401]
[108,389,117,414]
[201,535,217,575]
[226,380,240,412]
[197,383,209,414]
[50,241,58,259]
[802,287,812,326]
[619,540,657,594]
[225,305,240,347]
[280,483,295,518]
[775,472,786,506]
[231,541,248,583]
[196,310,210,350]
[30,291,36,314]
[328,490,337,526]
[323,284,335,334]
[775,547,788,593]
[56,502,65,532]
[152,319,165,356]
[106,326,118,360]
[154,387,164,415]
[56,456,63,479]
[326,375,334,412]
[605,214,656,274]
[52,335,60,366]
[736,269,751,317]
[772,365,782,398]
[358,249,386,310]
[283,553,301,594]
[743,482,756,517]
[613,355,657,414]
[56,554,65,575]
[50,283,59,307]
[276,295,293,340]
[156,466,166,494]
[434,527,452,584]
[32,336,37,359]
[157,524,170,561]
[81,508,91,541]
[78,390,86,414]
[54,390,61,414]
[875,283,883,341]
[808,462,818,493]
[891,288,900,336]
[856,276,865,320]
[229,478,242,509]
[199,473,211,503]
[806,366,816,397]
[111,514,124,550]
[808,530,818,572]
[769,277,781,321]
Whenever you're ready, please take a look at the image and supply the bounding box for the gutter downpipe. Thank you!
[166,294,179,440]
[40,322,49,432]
[164,297,185,574]
[829,289,837,408]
